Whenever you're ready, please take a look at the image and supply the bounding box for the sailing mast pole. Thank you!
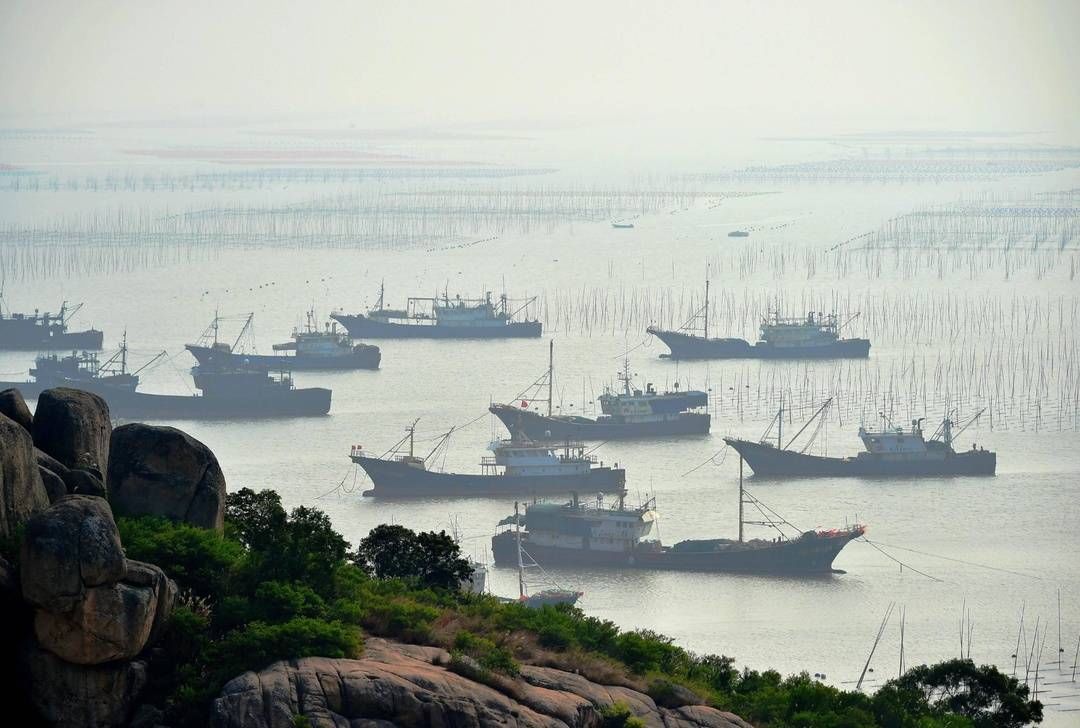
[778,393,783,450]
[548,339,553,417]
[515,502,524,600]
[738,456,744,542]
[704,279,710,340]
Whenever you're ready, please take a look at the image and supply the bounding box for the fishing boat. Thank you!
[0,333,162,398]
[728,230,750,237]
[349,420,625,498]
[0,300,103,351]
[185,311,380,371]
[490,342,710,440]
[647,282,870,360]
[724,399,996,477]
[2,351,331,419]
[611,221,635,229]
[492,460,865,574]
[331,283,542,339]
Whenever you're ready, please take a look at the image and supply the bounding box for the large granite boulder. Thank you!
[32,388,111,473]
[108,423,226,532]
[34,579,159,664]
[0,387,33,432]
[24,640,148,728]
[20,495,126,613]
[211,638,752,728]
[1,411,50,542]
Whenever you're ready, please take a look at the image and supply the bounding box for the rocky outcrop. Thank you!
[0,411,50,541]
[20,495,126,613]
[0,387,33,432]
[24,640,148,728]
[32,388,111,473]
[211,638,753,728]
[20,497,175,666]
[108,423,226,532]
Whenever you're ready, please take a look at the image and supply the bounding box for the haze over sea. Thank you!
[2,120,1078,722]
[3,1,1080,722]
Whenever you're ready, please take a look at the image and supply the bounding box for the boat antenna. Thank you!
[548,339,554,417]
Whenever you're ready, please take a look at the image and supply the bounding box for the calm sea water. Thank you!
[2,126,1078,722]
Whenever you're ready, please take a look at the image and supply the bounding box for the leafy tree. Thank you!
[354,524,472,590]
[875,659,1041,728]
[225,487,288,553]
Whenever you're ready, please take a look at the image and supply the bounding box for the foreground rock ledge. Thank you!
[211,638,752,728]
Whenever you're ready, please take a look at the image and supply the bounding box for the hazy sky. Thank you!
[2,0,1078,135]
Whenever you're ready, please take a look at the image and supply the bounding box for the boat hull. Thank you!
[489,404,710,440]
[725,437,997,477]
[185,344,380,371]
[492,529,862,574]
[331,313,542,339]
[647,328,870,360]
[0,327,104,351]
[0,382,332,419]
[352,455,625,497]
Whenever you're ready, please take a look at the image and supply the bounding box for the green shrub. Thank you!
[118,517,243,601]
[599,702,646,728]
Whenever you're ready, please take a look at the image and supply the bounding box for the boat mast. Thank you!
[548,339,553,417]
[778,393,783,450]
[120,330,128,374]
[515,502,525,599]
[738,455,744,542]
[704,279,709,340]
[406,419,418,458]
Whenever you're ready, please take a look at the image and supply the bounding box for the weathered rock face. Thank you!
[34,580,159,665]
[24,640,148,728]
[20,495,126,613]
[108,423,226,532]
[211,638,753,728]
[65,468,108,498]
[32,388,111,472]
[39,465,69,503]
[0,387,33,432]
[1,412,50,542]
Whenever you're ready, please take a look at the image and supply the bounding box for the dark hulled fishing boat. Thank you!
[725,400,995,477]
[647,282,869,360]
[185,311,380,371]
[490,343,709,440]
[0,301,103,350]
[331,284,541,339]
[350,422,625,497]
[492,462,864,575]
[1,343,331,419]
